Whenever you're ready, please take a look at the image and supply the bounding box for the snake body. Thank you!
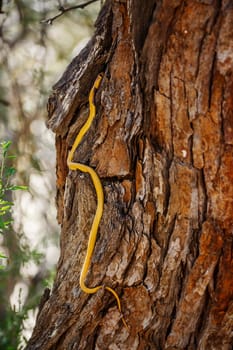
[67,74,127,328]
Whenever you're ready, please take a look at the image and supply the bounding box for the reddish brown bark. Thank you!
[26,1,233,349]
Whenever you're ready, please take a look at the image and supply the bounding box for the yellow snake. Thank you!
[67,74,127,329]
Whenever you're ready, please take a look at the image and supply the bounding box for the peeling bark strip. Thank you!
[27,1,233,349]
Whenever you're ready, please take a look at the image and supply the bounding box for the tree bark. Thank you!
[26,1,233,349]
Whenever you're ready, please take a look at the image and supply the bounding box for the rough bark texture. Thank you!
[26,1,233,349]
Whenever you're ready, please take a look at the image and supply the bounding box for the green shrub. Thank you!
[0,141,43,349]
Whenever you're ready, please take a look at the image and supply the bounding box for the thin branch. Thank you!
[0,0,4,14]
[41,0,100,25]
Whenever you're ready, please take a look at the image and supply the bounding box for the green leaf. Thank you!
[0,217,12,229]
[1,140,11,151]
[0,199,13,206]
[0,205,12,212]
[5,167,16,177]
[8,185,28,191]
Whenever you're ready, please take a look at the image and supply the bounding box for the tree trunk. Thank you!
[26,1,233,349]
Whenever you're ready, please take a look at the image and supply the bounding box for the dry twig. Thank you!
[41,0,100,25]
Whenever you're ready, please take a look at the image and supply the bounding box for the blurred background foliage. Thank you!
[0,0,100,348]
